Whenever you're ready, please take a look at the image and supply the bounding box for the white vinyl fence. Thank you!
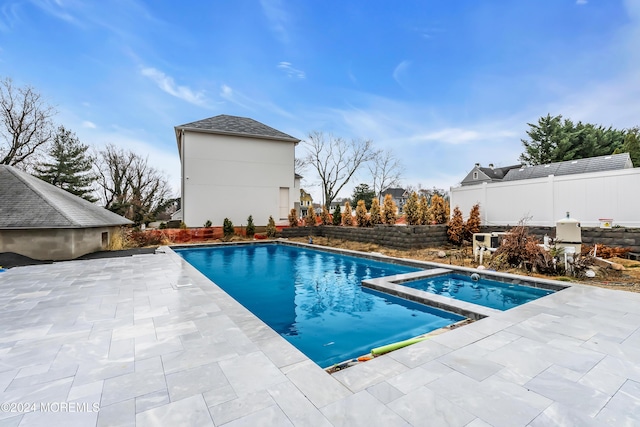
[450,168,640,227]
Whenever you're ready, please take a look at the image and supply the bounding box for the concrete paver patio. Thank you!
[0,247,639,426]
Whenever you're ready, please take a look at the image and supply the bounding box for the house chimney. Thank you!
[489,163,494,169]
[475,163,480,167]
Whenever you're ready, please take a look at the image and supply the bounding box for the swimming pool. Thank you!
[401,273,554,311]
[175,243,464,367]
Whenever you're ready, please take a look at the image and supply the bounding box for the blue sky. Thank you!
[2,0,639,201]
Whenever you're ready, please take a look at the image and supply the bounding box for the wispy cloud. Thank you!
[28,0,78,24]
[82,120,96,129]
[140,67,207,107]
[392,60,411,85]
[260,0,290,43]
[576,0,588,5]
[277,62,305,79]
[220,84,294,119]
[410,128,518,145]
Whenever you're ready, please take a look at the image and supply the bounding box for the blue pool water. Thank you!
[402,273,554,311]
[176,244,463,367]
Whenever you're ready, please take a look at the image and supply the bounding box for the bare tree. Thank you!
[0,77,56,168]
[368,148,403,200]
[95,144,174,225]
[304,131,376,209]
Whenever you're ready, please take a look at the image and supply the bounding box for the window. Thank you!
[101,232,109,248]
[473,171,478,180]
[279,187,289,219]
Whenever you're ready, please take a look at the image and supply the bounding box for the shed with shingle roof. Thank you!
[174,115,300,227]
[0,165,132,260]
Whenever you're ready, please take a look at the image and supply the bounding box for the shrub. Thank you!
[342,201,353,226]
[305,206,317,227]
[223,218,234,238]
[266,216,277,238]
[370,198,382,225]
[581,244,631,259]
[159,222,167,229]
[320,206,332,225]
[129,230,168,247]
[404,192,420,225]
[418,195,430,225]
[107,227,126,250]
[288,208,299,227]
[204,219,212,228]
[382,194,397,225]
[355,200,369,227]
[447,206,464,245]
[332,205,342,226]
[489,221,556,274]
[246,215,255,237]
[430,194,448,225]
[179,221,187,229]
[464,203,481,241]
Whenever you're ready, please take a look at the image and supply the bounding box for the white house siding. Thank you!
[450,168,640,227]
[182,131,296,227]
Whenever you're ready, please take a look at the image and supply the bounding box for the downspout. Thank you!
[180,129,185,226]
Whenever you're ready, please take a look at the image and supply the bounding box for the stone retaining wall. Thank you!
[281,224,640,253]
[280,225,449,250]
[481,226,640,253]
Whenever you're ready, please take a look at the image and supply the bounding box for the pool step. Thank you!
[362,268,501,320]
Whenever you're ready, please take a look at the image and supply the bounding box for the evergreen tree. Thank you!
[266,216,277,237]
[447,206,464,245]
[332,204,342,225]
[430,194,449,225]
[305,205,317,226]
[418,195,430,225]
[382,194,397,225]
[320,206,332,225]
[223,218,234,238]
[288,208,299,227]
[519,114,563,166]
[519,114,626,165]
[351,183,376,209]
[355,200,369,227]
[623,127,640,167]
[369,198,382,225]
[342,201,353,226]
[35,125,97,201]
[464,203,481,241]
[404,192,420,225]
[246,215,255,237]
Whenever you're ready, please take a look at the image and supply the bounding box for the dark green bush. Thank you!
[266,216,277,238]
[332,205,342,226]
[223,218,234,237]
[204,220,212,228]
[246,215,255,237]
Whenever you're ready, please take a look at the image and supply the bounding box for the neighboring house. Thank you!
[501,153,633,182]
[174,115,301,226]
[460,163,523,186]
[300,189,313,217]
[451,153,639,227]
[380,187,409,213]
[0,165,132,260]
[460,154,632,186]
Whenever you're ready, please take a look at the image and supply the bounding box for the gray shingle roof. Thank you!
[478,164,522,180]
[176,115,300,143]
[0,165,133,229]
[382,188,407,198]
[503,153,633,182]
